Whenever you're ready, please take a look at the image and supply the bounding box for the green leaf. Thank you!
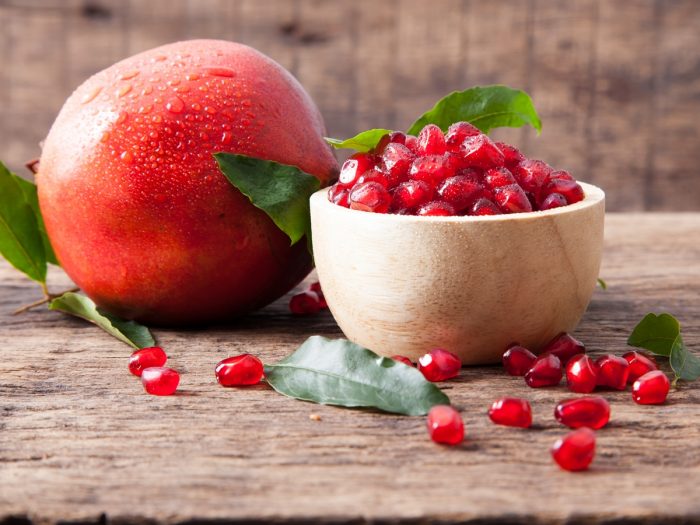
[325,129,394,152]
[627,313,681,357]
[214,153,320,245]
[0,162,47,283]
[13,174,58,265]
[669,334,700,383]
[407,85,542,135]
[264,336,450,416]
[597,278,607,290]
[49,292,155,349]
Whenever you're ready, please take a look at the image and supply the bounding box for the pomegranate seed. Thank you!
[391,180,434,210]
[494,141,525,167]
[445,121,481,151]
[409,155,455,186]
[338,153,375,186]
[289,291,321,315]
[551,428,596,472]
[525,354,563,387]
[417,124,447,155]
[215,354,264,386]
[623,351,659,383]
[544,178,585,204]
[418,348,462,381]
[128,346,167,377]
[512,159,552,197]
[469,198,502,216]
[381,143,414,186]
[349,181,391,213]
[456,167,484,183]
[404,135,420,154]
[555,396,610,429]
[436,176,484,212]
[566,354,599,393]
[596,355,630,390]
[550,169,575,182]
[632,370,670,405]
[141,367,180,396]
[328,184,350,207]
[483,167,517,189]
[356,168,390,188]
[391,355,414,367]
[308,282,327,308]
[488,397,532,428]
[460,134,505,169]
[502,345,537,376]
[494,184,533,213]
[540,193,567,210]
[542,333,586,365]
[426,405,464,445]
[374,131,407,154]
[416,200,456,216]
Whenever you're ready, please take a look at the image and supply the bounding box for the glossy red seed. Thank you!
[426,405,464,445]
[456,167,484,184]
[502,345,537,376]
[596,354,630,390]
[623,351,659,383]
[215,354,264,386]
[416,200,456,216]
[542,333,586,365]
[525,354,563,387]
[566,354,599,393]
[409,155,455,186]
[338,153,375,186]
[445,122,481,151]
[374,131,407,155]
[381,143,414,186]
[544,178,585,204]
[512,159,552,197]
[289,291,321,315]
[494,184,533,213]
[418,348,462,382]
[356,168,390,188]
[308,281,327,308]
[391,180,434,210]
[555,396,610,429]
[391,355,414,367]
[404,135,420,154]
[469,198,502,216]
[550,169,575,182]
[129,346,167,377]
[494,141,525,167]
[141,367,180,396]
[483,167,517,189]
[540,192,567,210]
[632,370,670,405]
[460,134,505,169]
[488,397,532,428]
[551,427,596,471]
[435,176,484,212]
[417,124,447,155]
[328,184,350,207]
[349,181,391,213]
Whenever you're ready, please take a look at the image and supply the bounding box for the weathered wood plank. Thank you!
[1,214,699,524]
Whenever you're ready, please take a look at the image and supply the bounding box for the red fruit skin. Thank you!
[525,354,563,387]
[141,367,180,396]
[542,333,586,365]
[502,345,537,376]
[554,396,610,429]
[289,291,321,315]
[488,397,532,428]
[215,354,264,386]
[418,348,462,382]
[632,370,670,405]
[566,354,599,393]
[427,405,464,445]
[37,40,338,326]
[596,355,630,390]
[128,346,167,377]
[391,355,414,367]
[551,428,596,472]
[623,351,659,383]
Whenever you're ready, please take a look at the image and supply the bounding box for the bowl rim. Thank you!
[311,181,605,223]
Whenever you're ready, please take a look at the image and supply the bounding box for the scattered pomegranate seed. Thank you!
[460,134,505,169]
[540,193,567,210]
[289,291,321,315]
[426,405,464,445]
[502,345,537,376]
[525,354,563,388]
[470,198,502,216]
[417,124,447,155]
[416,201,456,216]
[141,367,180,396]
[338,153,375,186]
[551,428,596,472]
[128,346,167,377]
[437,176,484,212]
[418,348,462,382]
[215,354,264,386]
[488,397,532,428]
[566,354,599,393]
[349,181,391,213]
[554,396,610,429]
[623,351,659,383]
[308,282,327,308]
[445,121,481,151]
[541,333,585,365]
[632,370,670,405]
[596,354,630,390]
[391,355,414,367]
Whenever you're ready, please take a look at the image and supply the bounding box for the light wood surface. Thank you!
[1,213,699,524]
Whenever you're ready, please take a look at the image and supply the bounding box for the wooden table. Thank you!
[1,213,699,525]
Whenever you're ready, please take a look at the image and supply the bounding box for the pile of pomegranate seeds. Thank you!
[289,281,328,315]
[328,123,585,216]
[128,346,181,396]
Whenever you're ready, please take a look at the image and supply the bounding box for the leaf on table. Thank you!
[264,336,450,416]
[325,129,394,152]
[597,278,607,290]
[13,174,58,265]
[627,313,681,357]
[214,153,320,246]
[407,85,542,135]
[0,161,48,283]
[669,334,700,383]
[49,292,155,349]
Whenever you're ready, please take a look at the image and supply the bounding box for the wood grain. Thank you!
[1,213,700,524]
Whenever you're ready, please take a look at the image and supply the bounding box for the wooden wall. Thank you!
[0,0,698,211]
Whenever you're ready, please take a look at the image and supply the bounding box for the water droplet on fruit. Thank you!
[205,106,217,114]
[168,79,181,86]
[166,97,185,114]
[149,76,161,83]
[117,84,133,97]
[221,131,233,145]
[100,131,110,143]
[174,85,190,93]
[186,73,200,81]
[142,85,153,95]
[139,104,153,114]
[191,103,202,111]
[205,66,236,78]
[200,132,210,141]
[120,70,140,80]
[120,151,134,164]
[81,86,102,104]
[241,99,252,108]
[198,85,208,92]
[152,55,167,63]
[152,115,162,123]
[149,131,159,139]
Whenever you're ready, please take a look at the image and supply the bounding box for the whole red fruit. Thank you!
[37,40,337,325]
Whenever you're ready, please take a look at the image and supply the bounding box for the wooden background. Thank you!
[0,0,698,211]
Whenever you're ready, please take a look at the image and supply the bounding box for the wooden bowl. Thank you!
[310,182,605,365]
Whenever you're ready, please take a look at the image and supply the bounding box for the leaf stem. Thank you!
[13,286,80,315]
